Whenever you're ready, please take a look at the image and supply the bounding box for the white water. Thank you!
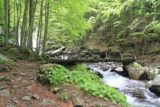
[88,63,160,107]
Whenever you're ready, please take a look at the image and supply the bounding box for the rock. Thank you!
[146,68,160,80]
[0,86,7,90]
[123,89,146,99]
[51,87,61,94]
[31,94,40,100]
[0,89,10,97]
[39,64,58,73]
[6,103,17,107]
[22,96,31,101]
[40,99,55,106]
[74,105,83,107]
[132,91,146,99]
[149,85,160,96]
[96,72,103,78]
[126,65,144,80]
[126,62,160,80]
[16,77,22,81]
[73,98,83,107]
[19,72,26,76]
[146,75,160,88]
[146,75,160,96]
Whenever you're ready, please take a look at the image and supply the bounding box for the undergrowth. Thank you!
[0,54,8,64]
[39,64,128,107]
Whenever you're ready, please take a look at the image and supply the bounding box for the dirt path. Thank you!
[0,60,72,107]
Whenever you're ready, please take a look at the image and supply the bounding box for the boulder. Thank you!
[126,62,144,80]
[146,68,160,80]
[149,85,160,96]
[126,62,160,80]
[146,75,160,96]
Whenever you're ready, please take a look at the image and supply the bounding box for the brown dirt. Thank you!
[0,59,119,107]
[0,60,72,107]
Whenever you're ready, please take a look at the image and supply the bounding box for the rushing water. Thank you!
[87,63,160,107]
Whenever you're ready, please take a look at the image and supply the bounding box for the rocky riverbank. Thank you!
[87,62,160,107]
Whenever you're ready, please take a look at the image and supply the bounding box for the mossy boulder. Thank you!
[126,62,144,80]
[126,62,160,80]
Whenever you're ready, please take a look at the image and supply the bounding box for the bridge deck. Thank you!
[48,58,135,63]
[47,51,136,64]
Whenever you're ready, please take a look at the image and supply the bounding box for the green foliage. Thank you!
[0,35,4,43]
[59,92,69,102]
[40,64,128,107]
[0,0,4,25]
[87,0,160,49]
[0,54,8,64]
[48,0,91,44]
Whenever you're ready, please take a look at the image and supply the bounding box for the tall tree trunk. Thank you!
[8,0,10,36]
[36,0,44,54]
[27,0,37,50]
[13,0,16,35]
[21,0,29,47]
[4,0,9,47]
[42,1,49,53]
[16,0,22,46]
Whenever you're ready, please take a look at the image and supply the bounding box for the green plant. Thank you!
[39,64,128,107]
[59,92,69,102]
[0,54,8,64]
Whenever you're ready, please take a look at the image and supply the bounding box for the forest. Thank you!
[0,0,160,107]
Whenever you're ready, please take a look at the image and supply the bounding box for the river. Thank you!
[87,63,160,107]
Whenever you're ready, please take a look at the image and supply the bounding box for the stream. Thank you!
[87,63,160,107]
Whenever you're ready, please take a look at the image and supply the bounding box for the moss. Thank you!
[131,62,142,68]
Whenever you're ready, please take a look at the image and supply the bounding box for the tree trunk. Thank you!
[4,0,9,47]
[21,0,29,47]
[42,1,49,53]
[27,0,37,50]
[36,0,44,54]
[16,0,22,46]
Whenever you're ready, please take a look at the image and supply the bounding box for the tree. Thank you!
[27,0,37,50]
[4,0,9,46]
[21,0,29,47]
[36,0,44,53]
[42,0,49,53]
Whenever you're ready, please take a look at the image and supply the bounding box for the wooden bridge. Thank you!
[46,51,137,64]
